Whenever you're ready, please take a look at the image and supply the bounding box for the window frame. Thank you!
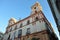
[35,17,39,21]
[27,20,30,25]
[26,28,31,35]
[18,29,22,38]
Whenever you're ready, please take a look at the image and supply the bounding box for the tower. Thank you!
[31,1,42,15]
[8,18,17,26]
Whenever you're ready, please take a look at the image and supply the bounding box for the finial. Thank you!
[36,1,39,3]
[35,1,40,6]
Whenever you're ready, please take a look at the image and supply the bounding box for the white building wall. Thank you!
[23,20,26,25]
[13,21,46,35]
[17,23,20,29]
[12,26,15,31]
[36,21,46,32]
[4,20,47,40]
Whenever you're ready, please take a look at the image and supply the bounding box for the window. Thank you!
[27,20,30,25]
[18,29,22,38]
[14,31,16,38]
[8,34,10,40]
[34,7,36,9]
[35,17,39,21]
[15,25,17,30]
[35,11,37,13]
[20,23,23,28]
[26,28,30,35]
[6,30,8,33]
[10,27,12,32]
[46,24,52,33]
[34,7,38,13]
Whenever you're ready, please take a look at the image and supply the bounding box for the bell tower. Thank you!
[31,1,42,15]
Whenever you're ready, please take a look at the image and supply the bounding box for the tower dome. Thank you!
[8,17,17,26]
[9,17,17,23]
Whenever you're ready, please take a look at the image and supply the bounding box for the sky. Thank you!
[0,0,60,40]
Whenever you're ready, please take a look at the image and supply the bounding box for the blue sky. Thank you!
[0,0,60,40]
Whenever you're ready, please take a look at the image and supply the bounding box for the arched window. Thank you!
[35,17,39,21]
[34,7,37,13]
[34,7,36,9]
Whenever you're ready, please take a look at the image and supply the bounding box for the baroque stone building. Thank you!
[3,2,58,40]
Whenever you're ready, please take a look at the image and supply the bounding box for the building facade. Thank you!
[3,2,58,40]
[47,0,60,35]
[0,32,4,40]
